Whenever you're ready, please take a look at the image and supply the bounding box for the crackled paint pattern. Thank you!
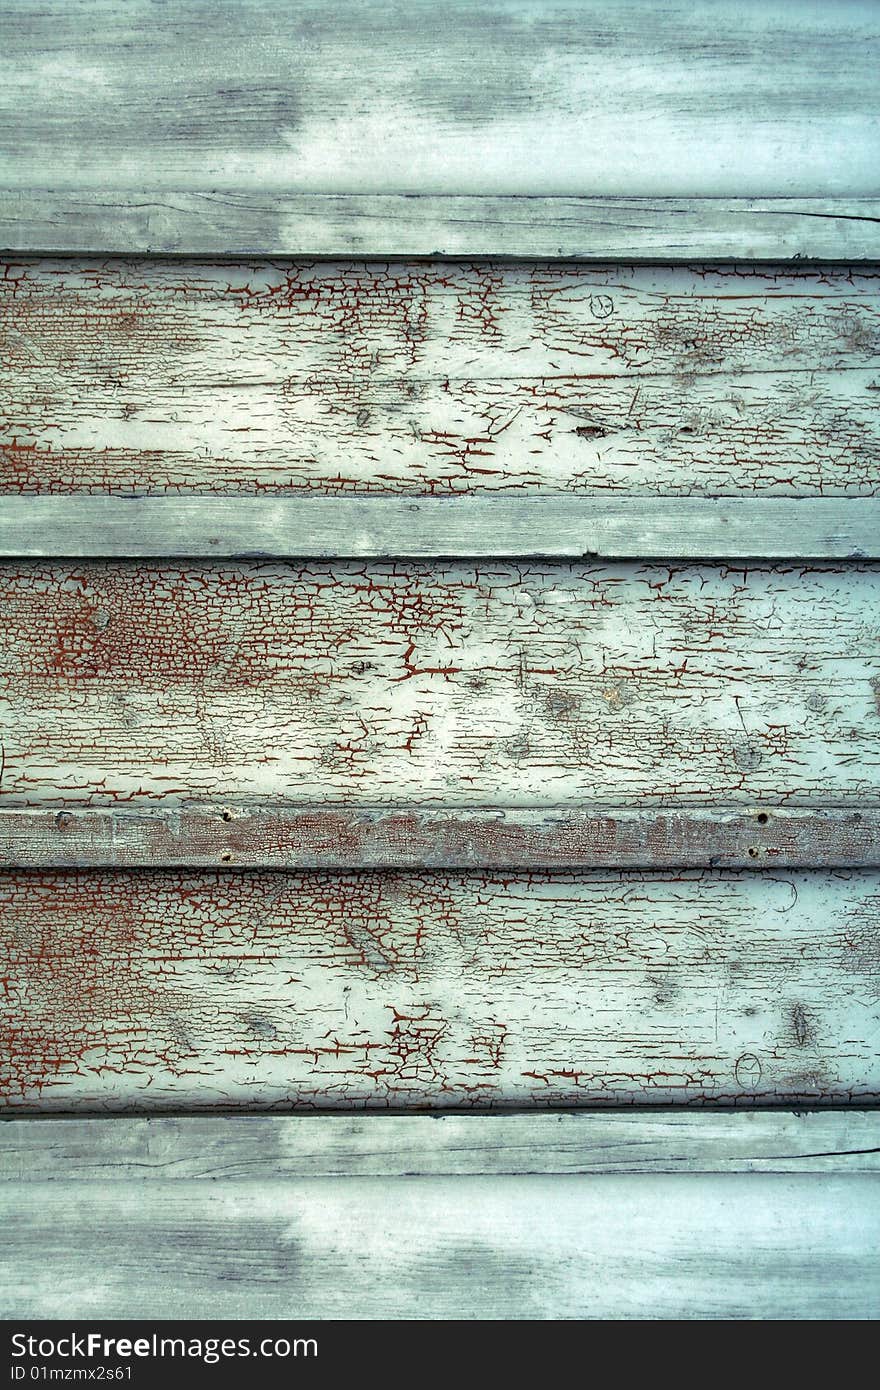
[2,868,879,1110]
[2,261,878,497]
[2,0,880,1325]
[1,561,878,807]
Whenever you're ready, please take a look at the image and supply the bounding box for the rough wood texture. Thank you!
[2,0,878,1325]
[5,194,880,260]
[3,806,878,870]
[3,868,878,1110]
[2,1,877,203]
[2,561,878,808]
[6,494,878,564]
[4,495,878,561]
[4,1112,879,1179]
[3,261,879,498]
[2,1175,879,1318]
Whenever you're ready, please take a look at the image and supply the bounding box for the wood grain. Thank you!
[3,806,878,870]
[4,193,880,259]
[4,1112,879,1179]
[3,261,878,499]
[2,1,877,201]
[2,561,878,808]
[3,868,878,1110]
[2,0,878,1325]
[4,495,878,561]
[2,1175,879,1318]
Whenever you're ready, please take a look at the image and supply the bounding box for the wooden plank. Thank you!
[3,867,878,1109]
[2,1175,879,1318]
[2,806,878,870]
[6,259,878,384]
[3,495,878,561]
[3,1112,879,1179]
[2,3,877,217]
[4,260,879,499]
[4,194,880,260]
[2,561,878,808]
[6,369,880,502]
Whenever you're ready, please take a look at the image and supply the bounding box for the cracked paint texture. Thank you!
[2,867,879,1110]
[2,260,878,497]
[0,560,877,807]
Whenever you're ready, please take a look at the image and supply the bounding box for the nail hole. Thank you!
[756,812,769,825]
[748,847,759,858]
[220,810,233,822]
[220,852,232,863]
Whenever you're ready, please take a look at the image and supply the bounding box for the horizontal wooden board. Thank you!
[2,1,877,209]
[4,1112,879,1179]
[3,806,879,870]
[5,194,880,260]
[2,1174,879,1318]
[3,868,879,1110]
[2,561,878,808]
[4,495,878,561]
[3,261,879,498]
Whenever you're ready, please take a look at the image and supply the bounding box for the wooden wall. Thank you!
[1,0,879,1322]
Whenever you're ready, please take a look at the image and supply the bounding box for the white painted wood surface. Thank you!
[4,1112,878,1179]
[4,805,878,869]
[1,1,877,201]
[2,1174,878,1318]
[3,561,878,808]
[2,0,879,1325]
[4,495,877,560]
[3,867,878,1109]
[4,194,880,259]
[3,261,878,499]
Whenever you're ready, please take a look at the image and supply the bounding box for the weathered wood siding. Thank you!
[5,1112,880,1317]
[6,194,880,260]
[5,805,879,870]
[7,1111,880,1178]
[4,495,878,561]
[4,1172,879,1319]
[3,261,879,498]
[1,1,877,201]
[2,0,880,1324]
[3,867,878,1110]
[8,1112,880,1179]
[2,560,877,808]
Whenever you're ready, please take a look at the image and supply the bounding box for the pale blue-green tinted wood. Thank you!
[2,1174,879,1318]
[1,1,878,200]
